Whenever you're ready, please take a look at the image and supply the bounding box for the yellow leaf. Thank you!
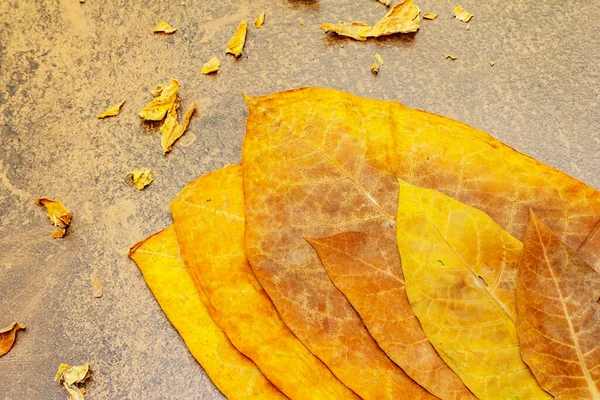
[170,164,360,399]
[226,20,247,57]
[255,11,265,28]
[423,13,438,20]
[153,21,177,34]
[160,102,196,154]
[446,54,457,60]
[518,212,600,399]
[0,322,24,357]
[97,100,125,119]
[453,6,473,23]
[128,226,285,399]
[366,0,420,37]
[320,22,372,41]
[395,179,550,399]
[125,168,153,190]
[138,79,180,121]
[310,230,476,400]
[201,57,220,74]
[36,197,72,238]
[375,53,383,65]
[54,364,91,400]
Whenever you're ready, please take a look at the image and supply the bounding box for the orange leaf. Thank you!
[0,322,24,357]
[518,212,600,399]
[310,229,476,400]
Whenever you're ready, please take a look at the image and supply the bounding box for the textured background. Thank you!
[0,0,598,399]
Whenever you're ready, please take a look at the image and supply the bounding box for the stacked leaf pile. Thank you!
[129,87,600,400]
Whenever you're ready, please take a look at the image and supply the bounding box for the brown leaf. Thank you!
[310,229,476,400]
[138,79,180,121]
[36,197,72,238]
[366,0,421,37]
[518,211,600,399]
[0,322,24,357]
[320,22,372,41]
[170,165,359,399]
[226,20,247,57]
[160,101,196,154]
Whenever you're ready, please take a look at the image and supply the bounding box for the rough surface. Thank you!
[0,0,598,399]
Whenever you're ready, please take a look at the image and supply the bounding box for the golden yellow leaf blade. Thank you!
[97,100,125,119]
[201,57,220,74]
[453,6,473,23]
[125,168,153,190]
[36,197,72,238]
[310,230,477,400]
[0,322,24,357]
[170,165,360,399]
[153,21,177,33]
[396,179,550,399]
[320,22,372,41]
[161,102,196,154]
[226,20,247,57]
[423,13,438,20]
[518,212,600,399]
[128,226,286,400]
[255,12,265,28]
[55,363,91,400]
[366,0,420,37]
[138,79,180,121]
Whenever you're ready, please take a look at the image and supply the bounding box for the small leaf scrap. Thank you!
[446,54,457,60]
[423,13,437,20]
[375,53,383,65]
[90,273,102,298]
[320,22,372,41]
[160,102,196,154]
[153,21,177,34]
[97,100,125,119]
[371,63,380,74]
[36,197,72,238]
[138,79,180,121]
[255,11,265,28]
[55,364,91,400]
[201,57,220,74]
[226,20,247,57]
[376,0,391,6]
[150,84,164,97]
[366,0,421,37]
[0,322,24,357]
[125,168,153,190]
[453,5,473,23]
[518,212,600,399]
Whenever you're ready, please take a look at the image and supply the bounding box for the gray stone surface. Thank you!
[0,0,598,399]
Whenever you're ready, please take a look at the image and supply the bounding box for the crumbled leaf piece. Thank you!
[376,0,391,6]
[446,54,457,60]
[226,20,247,57]
[201,57,220,74]
[97,100,125,119]
[160,102,196,154]
[36,197,72,238]
[125,168,153,190]
[129,226,286,399]
[138,79,180,121]
[423,13,437,20]
[55,364,91,400]
[466,24,470,30]
[366,0,420,37]
[0,323,24,357]
[518,212,600,399]
[150,84,164,97]
[90,273,102,298]
[79,0,85,3]
[375,54,383,65]
[310,230,477,400]
[371,63,380,74]
[255,11,265,28]
[453,5,473,22]
[299,19,305,25]
[396,180,550,399]
[320,22,372,41]
[153,21,177,33]
[490,61,495,66]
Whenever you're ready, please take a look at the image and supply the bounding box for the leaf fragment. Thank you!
[518,212,600,399]
[446,54,457,60]
[255,11,265,28]
[375,0,391,6]
[453,6,473,23]
[36,197,72,238]
[160,102,196,154]
[90,273,102,298]
[97,100,125,119]
[371,63,380,74]
[396,179,550,399]
[310,230,477,400]
[423,13,437,20]
[125,168,153,190]
[490,61,495,66]
[201,57,220,74]
[0,322,24,357]
[128,226,286,399]
[153,21,177,34]
[320,22,372,41]
[366,0,420,37]
[375,53,383,65]
[138,79,180,121]
[150,84,164,97]
[55,364,91,400]
[226,20,247,57]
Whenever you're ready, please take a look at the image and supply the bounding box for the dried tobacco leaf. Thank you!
[90,273,102,298]
[55,364,91,400]
[160,102,196,154]
[0,322,24,357]
[36,197,72,238]
[453,6,473,23]
[170,165,360,399]
[423,13,437,20]
[125,168,153,190]
[97,100,125,119]
[138,79,180,121]
[578,220,600,271]
[128,226,285,399]
[518,212,600,399]
[201,57,220,74]
[255,11,265,28]
[396,179,549,399]
[226,20,247,57]
[366,0,420,37]
[310,230,476,400]
[320,22,372,41]
[153,21,177,33]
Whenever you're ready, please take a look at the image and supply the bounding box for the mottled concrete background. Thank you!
[0,0,598,399]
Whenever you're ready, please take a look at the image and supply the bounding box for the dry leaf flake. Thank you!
[201,57,220,74]
[36,197,72,238]
[375,54,384,65]
[371,63,380,74]
[126,168,153,190]
[0,322,24,357]
[138,79,180,121]
[446,54,457,60]
[366,0,421,37]
[153,21,177,34]
[226,20,247,57]
[423,13,437,20]
[55,364,91,400]
[255,11,265,28]
[376,0,391,6]
[97,100,125,119]
[160,101,196,154]
[453,5,473,23]
[320,22,372,41]
[90,273,102,298]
